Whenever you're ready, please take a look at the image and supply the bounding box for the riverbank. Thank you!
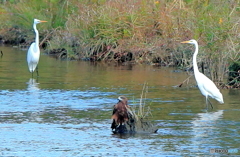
[0,0,239,87]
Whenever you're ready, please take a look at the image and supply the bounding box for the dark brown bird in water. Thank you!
[111,96,130,132]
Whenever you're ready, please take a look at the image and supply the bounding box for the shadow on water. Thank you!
[0,46,240,156]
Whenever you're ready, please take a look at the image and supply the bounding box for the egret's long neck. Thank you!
[193,43,200,74]
[33,23,39,46]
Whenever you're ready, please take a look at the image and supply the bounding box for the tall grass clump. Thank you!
[4,0,70,28]
[1,0,69,46]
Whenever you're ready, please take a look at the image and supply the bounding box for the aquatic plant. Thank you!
[123,82,157,133]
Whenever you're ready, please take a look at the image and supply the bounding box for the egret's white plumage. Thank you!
[181,39,224,108]
[27,19,47,74]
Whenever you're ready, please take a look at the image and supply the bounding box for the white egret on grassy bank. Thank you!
[27,19,47,76]
[181,39,224,109]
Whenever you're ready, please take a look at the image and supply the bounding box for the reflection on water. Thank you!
[0,46,240,156]
[27,78,40,91]
[191,110,224,153]
[192,110,224,129]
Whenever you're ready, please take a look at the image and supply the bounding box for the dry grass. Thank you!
[130,82,153,120]
[125,82,157,133]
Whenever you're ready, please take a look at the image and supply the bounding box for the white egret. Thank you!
[181,39,224,109]
[27,19,47,76]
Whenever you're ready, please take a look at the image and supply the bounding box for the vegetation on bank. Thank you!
[0,0,239,87]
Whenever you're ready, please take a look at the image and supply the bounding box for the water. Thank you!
[0,46,239,156]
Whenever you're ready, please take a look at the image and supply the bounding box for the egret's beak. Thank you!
[40,20,47,23]
[181,40,190,43]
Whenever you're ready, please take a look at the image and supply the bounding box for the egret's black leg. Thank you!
[205,96,208,109]
[36,66,39,77]
[205,96,213,110]
[207,99,213,109]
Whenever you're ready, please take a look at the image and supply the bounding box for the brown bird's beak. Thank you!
[40,20,47,23]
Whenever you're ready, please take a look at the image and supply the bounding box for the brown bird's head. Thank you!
[118,96,128,104]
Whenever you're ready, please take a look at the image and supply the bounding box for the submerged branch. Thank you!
[176,75,193,87]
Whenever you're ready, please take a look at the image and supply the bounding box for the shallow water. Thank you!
[0,46,239,156]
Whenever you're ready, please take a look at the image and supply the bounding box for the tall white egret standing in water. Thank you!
[27,19,47,76]
[181,39,224,109]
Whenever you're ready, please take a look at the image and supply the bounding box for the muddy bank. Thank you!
[0,26,180,65]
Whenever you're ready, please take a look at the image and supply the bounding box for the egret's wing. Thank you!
[199,73,219,94]
[27,42,36,62]
[199,73,223,102]
[27,42,39,72]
